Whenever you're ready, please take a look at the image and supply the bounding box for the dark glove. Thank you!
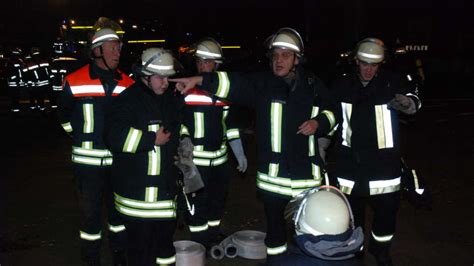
[388,94,416,114]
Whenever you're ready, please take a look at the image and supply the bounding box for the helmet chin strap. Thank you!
[93,46,114,72]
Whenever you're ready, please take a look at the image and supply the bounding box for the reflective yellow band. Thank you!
[114,193,175,209]
[193,155,228,167]
[80,231,101,241]
[180,125,190,136]
[369,177,401,195]
[72,146,112,157]
[108,224,126,233]
[208,220,220,227]
[226,128,240,140]
[82,104,94,133]
[337,177,355,195]
[371,231,394,242]
[148,146,161,175]
[194,112,205,138]
[216,72,230,98]
[341,102,353,147]
[193,144,227,159]
[145,187,158,202]
[267,244,287,255]
[72,155,113,166]
[82,141,93,149]
[269,163,279,177]
[116,203,176,219]
[189,224,209,232]
[321,110,336,129]
[123,127,143,153]
[412,170,424,194]
[375,104,394,149]
[156,255,176,265]
[311,163,321,179]
[308,135,315,156]
[62,122,72,133]
[257,172,320,197]
[271,102,282,153]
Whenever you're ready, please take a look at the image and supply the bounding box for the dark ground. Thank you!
[0,93,473,266]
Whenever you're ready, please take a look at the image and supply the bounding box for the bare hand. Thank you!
[169,76,203,95]
[155,127,171,145]
[297,120,319,135]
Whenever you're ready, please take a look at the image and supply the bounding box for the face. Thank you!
[146,74,169,95]
[196,58,217,73]
[357,60,380,81]
[94,40,121,70]
[271,48,299,77]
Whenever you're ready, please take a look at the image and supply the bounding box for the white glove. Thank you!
[229,139,247,172]
[388,94,417,115]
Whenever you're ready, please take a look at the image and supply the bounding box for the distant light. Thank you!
[222,46,240,49]
[132,25,138,29]
[340,52,349,58]
[78,41,87,44]
[395,48,407,54]
[151,28,156,32]
[186,32,192,36]
[407,74,412,81]
[62,24,67,30]
[71,26,93,29]
[116,30,125,34]
[70,20,76,25]
[127,39,166,44]
[119,19,124,24]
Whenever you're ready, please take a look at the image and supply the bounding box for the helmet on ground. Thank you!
[267,27,304,56]
[293,186,353,236]
[140,48,176,77]
[356,37,385,63]
[91,28,120,49]
[194,38,223,63]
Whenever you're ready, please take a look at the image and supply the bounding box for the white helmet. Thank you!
[268,27,304,56]
[293,186,353,236]
[356,37,385,63]
[140,48,176,77]
[91,28,120,49]
[194,38,223,63]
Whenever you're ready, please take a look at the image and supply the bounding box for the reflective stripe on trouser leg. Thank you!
[261,193,289,257]
[369,191,400,255]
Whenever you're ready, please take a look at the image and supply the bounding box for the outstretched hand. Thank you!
[169,76,203,95]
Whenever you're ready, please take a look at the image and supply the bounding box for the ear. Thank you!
[294,55,300,66]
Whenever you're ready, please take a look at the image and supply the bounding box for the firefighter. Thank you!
[330,38,421,266]
[104,48,181,266]
[275,186,364,265]
[180,37,247,250]
[57,27,133,266]
[22,47,52,111]
[172,27,337,262]
[50,50,80,110]
[5,47,27,113]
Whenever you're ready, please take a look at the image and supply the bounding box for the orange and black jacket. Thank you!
[57,62,134,166]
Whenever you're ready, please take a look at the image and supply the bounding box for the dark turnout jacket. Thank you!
[199,66,337,198]
[105,81,182,221]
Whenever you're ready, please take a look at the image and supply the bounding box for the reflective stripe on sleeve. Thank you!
[216,72,230,98]
[108,224,126,233]
[62,122,73,133]
[123,128,143,153]
[156,255,176,265]
[337,177,355,195]
[371,231,394,243]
